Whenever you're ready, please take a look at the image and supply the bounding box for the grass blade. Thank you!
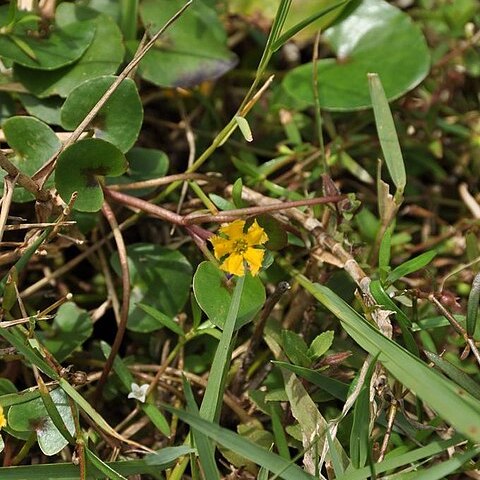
[0,447,194,479]
[199,275,245,422]
[183,376,220,480]
[296,275,480,442]
[164,405,317,480]
[466,272,480,337]
[424,350,480,400]
[368,73,406,193]
[387,250,437,285]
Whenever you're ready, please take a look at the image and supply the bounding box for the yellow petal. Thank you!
[245,220,268,246]
[209,235,234,259]
[0,405,6,430]
[220,252,245,276]
[219,219,245,240]
[243,247,264,276]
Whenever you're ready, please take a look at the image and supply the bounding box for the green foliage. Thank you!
[282,0,431,110]
[193,261,265,329]
[136,0,237,87]
[8,389,75,456]
[55,138,127,211]
[0,0,477,476]
[60,75,143,152]
[110,244,192,332]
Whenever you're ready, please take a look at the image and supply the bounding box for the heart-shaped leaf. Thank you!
[36,302,93,362]
[193,261,265,330]
[136,0,237,87]
[14,4,124,98]
[110,244,193,333]
[0,116,61,202]
[8,388,75,456]
[61,75,143,153]
[55,138,127,212]
[281,0,431,110]
[0,5,95,70]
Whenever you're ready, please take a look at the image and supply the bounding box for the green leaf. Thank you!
[424,351,480,401]
[136,0,237,87]
[136,303,184,336]
[281,330,310,367]
[14,4,124,98]
[0,116,61,202]
[19,94,63,125]
[466,273,480,337]
[61,75,143,153]
[164,405,317,480]
[0,446,194,479]
[55,138,127,212]
[281,0,430,110]
[193,262,265,330]
[234,115,253,142]
[368,73,406,192]
[350,359,377,468]
[111,147,169,196]
[0,6,95,70]
[307,330,334,360]
[183,377,220,480]
[36,302,93,363]
[199,276,245,423]
[110,244,192,332]
[256,214,288,252]
[387,250,437,284]
[85,449,127,480]
[297,276,480,442]
[8,388,75,456]
[271,0,348,51]
[274,361,349,400]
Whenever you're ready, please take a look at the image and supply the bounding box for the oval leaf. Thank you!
[0,116,62,202]
[8,388,75,456]
[14,4,124,98]
[61,75,143,152]
[282,0,431,111]
[193,261,265,330]
[136,0,237,87]
[55,138,127,212]
[0,5,95,70]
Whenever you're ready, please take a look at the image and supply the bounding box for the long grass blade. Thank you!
[296,275,480,442]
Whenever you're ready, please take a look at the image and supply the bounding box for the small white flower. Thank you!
[128,383,149,403]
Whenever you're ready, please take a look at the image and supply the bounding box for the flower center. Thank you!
[233,238,248,254]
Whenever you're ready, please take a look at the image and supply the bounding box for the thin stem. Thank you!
[95,202,131,402]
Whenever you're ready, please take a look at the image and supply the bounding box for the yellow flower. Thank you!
[210,219,268,276]
[0,405,6,430]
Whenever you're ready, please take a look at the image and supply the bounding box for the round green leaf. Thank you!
[0,5,95,70]
[0,116,61,202]
[193,261,266,330]
[110,147,169,196]
[110,244,193,332]
[14,4,124,98]
[61,75,143,153]
[19,94,63,125]
[8,388,75,456]
[136,0,237,87]
[36,302,93,362]
[282,0,431,111]
[55,138,127,212]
